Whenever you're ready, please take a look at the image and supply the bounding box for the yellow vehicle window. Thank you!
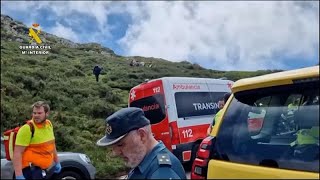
[216,80,319,173]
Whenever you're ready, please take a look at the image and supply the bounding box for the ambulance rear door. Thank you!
[128,79,172,150]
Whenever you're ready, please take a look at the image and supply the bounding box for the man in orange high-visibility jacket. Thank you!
[13,101,61,180]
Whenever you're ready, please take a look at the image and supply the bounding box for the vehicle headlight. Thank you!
[79,154,91,164]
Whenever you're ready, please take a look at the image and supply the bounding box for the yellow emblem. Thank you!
[105,123,112,135]
[29,23,42,44]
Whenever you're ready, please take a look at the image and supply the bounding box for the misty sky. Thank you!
[1,1,319,71]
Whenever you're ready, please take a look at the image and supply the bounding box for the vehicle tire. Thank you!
[54,170,83,180]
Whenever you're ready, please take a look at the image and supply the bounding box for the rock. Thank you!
[101,51,109,55]
[15,38,23,42]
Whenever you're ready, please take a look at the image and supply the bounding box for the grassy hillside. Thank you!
[1,14,279,178]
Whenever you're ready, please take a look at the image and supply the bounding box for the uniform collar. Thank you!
[136,141,166,174]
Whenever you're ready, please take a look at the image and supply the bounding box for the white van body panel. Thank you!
[161,77,233,125]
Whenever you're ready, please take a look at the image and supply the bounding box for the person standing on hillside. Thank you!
[93,65,103,82]
[13,101,61,180]
[97,107,186,179]
[207,92,231,135]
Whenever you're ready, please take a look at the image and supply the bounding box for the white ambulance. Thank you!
[128,77,233,164]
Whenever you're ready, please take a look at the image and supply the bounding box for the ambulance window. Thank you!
[175,92,227,118]
[130,94,166,124]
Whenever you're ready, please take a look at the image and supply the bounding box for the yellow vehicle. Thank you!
[191,66,319,179]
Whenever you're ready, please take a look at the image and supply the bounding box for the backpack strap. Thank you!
[26,121,35,138]
[46,120,53,127]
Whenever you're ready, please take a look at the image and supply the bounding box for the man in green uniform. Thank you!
[96,107,186,179]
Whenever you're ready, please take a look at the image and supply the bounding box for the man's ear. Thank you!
[137,128,148,142]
